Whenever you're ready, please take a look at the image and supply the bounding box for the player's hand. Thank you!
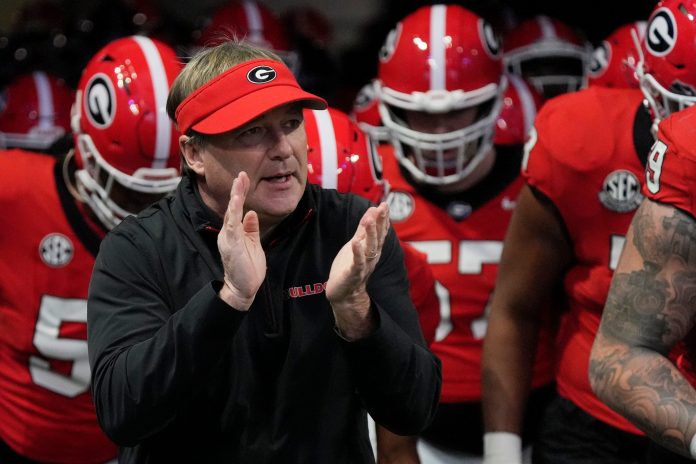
[325,202,389,339]
[217,171,267,310]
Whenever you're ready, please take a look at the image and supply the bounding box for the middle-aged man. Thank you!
[86,39,441,463]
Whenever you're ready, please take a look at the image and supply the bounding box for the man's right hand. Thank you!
[217,171,266,310]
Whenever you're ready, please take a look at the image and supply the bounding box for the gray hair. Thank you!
[167,38,283,176]
[166,38,283,131]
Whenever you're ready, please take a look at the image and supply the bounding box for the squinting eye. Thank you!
[283,118,303,132]
[242,126,263,136]
[238,126,266,144]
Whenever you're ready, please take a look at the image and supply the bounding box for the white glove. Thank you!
[483,432,522,464]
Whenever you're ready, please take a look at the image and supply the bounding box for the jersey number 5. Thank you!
[29,295,90,397]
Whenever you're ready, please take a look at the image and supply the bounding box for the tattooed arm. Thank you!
[589,198,696,459]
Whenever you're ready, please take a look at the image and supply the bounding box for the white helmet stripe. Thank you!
[538,16,557,39]
[243,0,264,43]
[33,71,54,129]
[634,21,647,41]
[312,109,338,189]
[508,75,537,134]
[133,35,171,170]
[430,5,447,90]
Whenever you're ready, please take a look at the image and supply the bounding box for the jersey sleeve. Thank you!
[521,97,574,202]
[644,106,696,217]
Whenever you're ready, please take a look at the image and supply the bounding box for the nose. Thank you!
[267,126,293,159]
[425,114,458,134]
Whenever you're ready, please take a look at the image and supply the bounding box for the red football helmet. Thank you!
[0,71,74,151]
[588,21,646,89]
[494,74,543,145]
[305,107,387,204]
[351,79,389,147]
[638,0,696,133]
[503,15,591,100]
[72,35,182,230]
[197,0,298,72]
[376,4,506,186]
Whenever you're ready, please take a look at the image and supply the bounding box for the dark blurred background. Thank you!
[0,0,657,111]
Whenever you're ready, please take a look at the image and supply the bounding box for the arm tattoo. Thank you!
[591,203,696,457]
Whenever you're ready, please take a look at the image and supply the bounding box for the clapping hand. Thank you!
[326,202,390,339]
[217,171,267,311]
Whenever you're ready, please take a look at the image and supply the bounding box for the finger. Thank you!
[375,202,390,247]
[352,236,365,266]
[363,210,378,257]
[242,210,260,237]
[225,172,249,227]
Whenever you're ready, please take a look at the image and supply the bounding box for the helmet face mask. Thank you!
[510,54,586,98]
[378,89,503,186]
[638,0,696,133]
[352,80,390,149]
[503,15,591,101]
[376,4,505,187]
[72,35,182,230]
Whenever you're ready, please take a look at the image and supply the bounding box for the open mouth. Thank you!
[263,173,293,183]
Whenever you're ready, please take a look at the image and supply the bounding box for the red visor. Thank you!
[175,58,327,134]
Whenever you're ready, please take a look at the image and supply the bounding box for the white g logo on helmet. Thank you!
[646,8,677,56]
[480,19,501,58]
[379,23,402,63]
[84,73,116,128]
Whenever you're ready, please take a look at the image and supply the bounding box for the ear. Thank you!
[179,135,205,176]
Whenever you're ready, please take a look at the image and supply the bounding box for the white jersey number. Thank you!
[409,240,503,342]
[29,295,90,397]
[646,140,668,194]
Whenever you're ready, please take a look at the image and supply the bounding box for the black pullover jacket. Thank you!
[87,174,441,463]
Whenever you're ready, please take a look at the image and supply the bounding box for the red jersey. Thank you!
[401,242,439,347]
[0,150,117,462]
[523,87,653,434]
[644,105,696,386]
[382,144,556,403]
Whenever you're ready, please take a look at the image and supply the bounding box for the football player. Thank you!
[0,35,182,462]
[482,1,696,462]
[375,4,558,462]
[305,106,440,462]
[503,15,591,101]
[590,102,696,462]
[587,21,647,89]
[196,0,299,73]
[0,71,74,155]
[493,74,543,146]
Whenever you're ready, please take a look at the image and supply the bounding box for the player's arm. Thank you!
[376,426,419,464]
[482,185,572,459]
[590,198,696,459]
